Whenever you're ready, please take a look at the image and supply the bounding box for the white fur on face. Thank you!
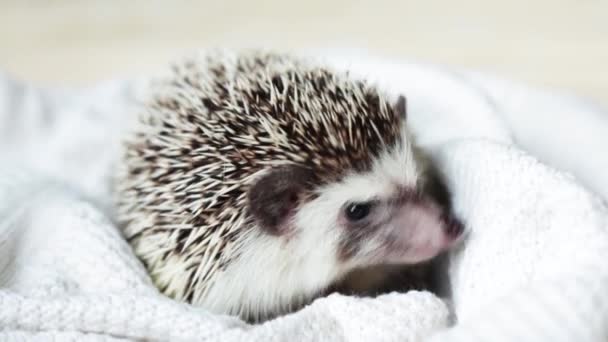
[199,227,344,321]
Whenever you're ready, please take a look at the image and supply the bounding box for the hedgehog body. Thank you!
[114,50,462,322]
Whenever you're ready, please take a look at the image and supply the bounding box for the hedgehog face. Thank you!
[289,136,464,274]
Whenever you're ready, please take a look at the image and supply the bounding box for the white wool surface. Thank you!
[0,52,607,341]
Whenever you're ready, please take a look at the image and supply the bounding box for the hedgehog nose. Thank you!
[443,214,464,238]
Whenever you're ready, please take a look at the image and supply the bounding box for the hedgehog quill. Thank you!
[114,50,464,322]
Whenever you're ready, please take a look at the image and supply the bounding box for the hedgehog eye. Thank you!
[344,202,372,221]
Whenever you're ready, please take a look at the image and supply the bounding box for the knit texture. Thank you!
[1,52,607,341]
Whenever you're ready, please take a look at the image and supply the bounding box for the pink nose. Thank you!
[395,186,465,240]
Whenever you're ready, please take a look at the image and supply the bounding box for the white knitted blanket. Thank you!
[1,53,607,341]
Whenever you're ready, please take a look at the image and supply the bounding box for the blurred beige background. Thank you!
[1,0,606,106]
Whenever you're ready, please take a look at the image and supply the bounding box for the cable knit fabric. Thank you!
[0,52,607,341]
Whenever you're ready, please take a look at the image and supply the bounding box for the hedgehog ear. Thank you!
[247,164,314,236]
[394,95,407,121]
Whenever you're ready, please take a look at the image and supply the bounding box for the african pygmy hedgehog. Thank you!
[113,49,463,322]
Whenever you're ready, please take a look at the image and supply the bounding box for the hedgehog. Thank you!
[113,49,464,322]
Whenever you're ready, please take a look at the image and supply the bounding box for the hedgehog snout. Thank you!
[379,196,465,264]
